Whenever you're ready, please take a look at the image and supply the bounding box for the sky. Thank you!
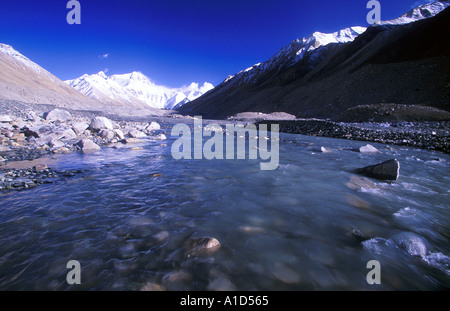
[0,0,437,88]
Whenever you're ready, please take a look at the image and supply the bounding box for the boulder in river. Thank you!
[185,236,221,257]
[392,232,428,258]
[128,129,147,138]
[355,159,400,181]
[76,139,101,153]
[359,144,380,153]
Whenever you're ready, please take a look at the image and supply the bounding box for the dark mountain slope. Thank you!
[180,8,450,120]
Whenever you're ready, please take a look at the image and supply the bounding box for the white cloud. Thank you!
[99,53,109,59]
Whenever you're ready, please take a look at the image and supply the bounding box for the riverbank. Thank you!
[0,101,170,192]
[255,119,449,153]
[1,101,449,192]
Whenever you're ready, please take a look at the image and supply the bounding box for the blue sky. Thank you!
[0,0,435,87]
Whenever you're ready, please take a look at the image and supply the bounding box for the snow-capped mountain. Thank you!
[179,1,450,120]
[66,71,214,109]
[376,0,449,25]
[224,26,367,85]
[222,1,449,87]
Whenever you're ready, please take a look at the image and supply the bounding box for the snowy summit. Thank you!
[66,71,214,109]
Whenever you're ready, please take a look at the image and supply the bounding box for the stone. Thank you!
[391,232,428,257]
[185,236,221,257]
[163,270,192,284]
[44,109,71,121]
[139,282,166,291]
[21,127,40,138]
[99,129,115,141]
[207,271,236,291]
[128,129,147,138]
[355,159,400,181]
[122,138,141,144]
[0,115,13,123]
[149,133,167,141]
[48,138,65,149]
[0,156,6,165]
[57,147,71,154]
[72,122,89,135]
[60,129,77,140]
[359,144,380,153]
[114,129,125,140]
[76,139,101,152]
[89,116,114,132]
[145,122,161,131]
[34,164,48,171]
[271,262,300,284]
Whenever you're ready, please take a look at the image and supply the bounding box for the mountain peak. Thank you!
[375,0,449,25]
[96,71,108,79]
[65,71,214,109]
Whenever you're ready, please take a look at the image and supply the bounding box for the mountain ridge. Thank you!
[179,1,450,121]
[65,71,214,110]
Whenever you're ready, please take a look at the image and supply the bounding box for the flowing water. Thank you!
[0,126,449,290]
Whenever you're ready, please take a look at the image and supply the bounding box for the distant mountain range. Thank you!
[0,44,213,113]
[1,1,449,120]
[179,1,450,121]
[65,71,214,110]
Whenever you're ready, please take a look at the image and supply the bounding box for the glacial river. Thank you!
[0,126,449,290]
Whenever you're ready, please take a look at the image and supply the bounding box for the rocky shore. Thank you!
[0,101,168,192]
[256,119,449,153]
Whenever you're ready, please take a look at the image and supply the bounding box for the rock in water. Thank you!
[185,236,221,257]
[89,117,114,132]
[44,109,71,121]
[392,232,428,257]
[355,159,400,181]
[359,144,380,153]
[76,139,101,153]
[128,129,147,138]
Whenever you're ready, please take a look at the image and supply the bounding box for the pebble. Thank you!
[185,236,221,257]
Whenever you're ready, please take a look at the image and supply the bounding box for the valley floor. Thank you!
[1,100,449,193]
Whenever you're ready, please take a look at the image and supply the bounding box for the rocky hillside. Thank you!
[179,5,450,121]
